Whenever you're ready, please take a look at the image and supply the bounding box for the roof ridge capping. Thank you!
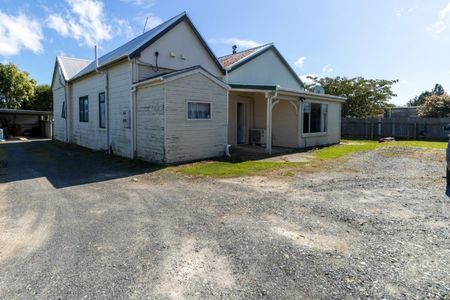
[57,56,91,61]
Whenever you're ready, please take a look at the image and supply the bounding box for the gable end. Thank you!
[228,45,304,88]
[129,14,224,75]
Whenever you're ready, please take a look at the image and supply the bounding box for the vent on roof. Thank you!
[232,45,237,54]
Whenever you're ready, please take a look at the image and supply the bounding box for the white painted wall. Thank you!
[135,83,165,162]
[164,73,228,163]
[52,86,66,141]
[227,49,303,90]
[272,100,298,148]
[70,72,107,150]
[298,101,342,148]
[139,20,222,77]
[107,61,132,157]
[64,60,132,157]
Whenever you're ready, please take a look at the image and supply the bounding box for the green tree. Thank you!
[407,83,445,106]
[417,93,450,117]
[0,63,36,109]
[307,76,398,118]
[21,84,53,111]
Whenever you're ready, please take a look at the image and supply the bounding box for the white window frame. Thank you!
[302,101,328,137]
[186,100,212,121]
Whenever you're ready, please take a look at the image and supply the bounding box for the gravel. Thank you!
[0,141,449,299]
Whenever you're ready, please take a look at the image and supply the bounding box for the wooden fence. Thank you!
[341,117,450,141]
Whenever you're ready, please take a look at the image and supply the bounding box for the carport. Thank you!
[0,109,52,139]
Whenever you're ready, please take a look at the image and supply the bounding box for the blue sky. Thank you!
[0,0,449,105]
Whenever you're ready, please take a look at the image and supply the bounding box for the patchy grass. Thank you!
[315,139,447,160]
[176,160,299,177]
[175,139,447,178]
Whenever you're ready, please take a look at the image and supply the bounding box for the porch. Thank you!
[227,85,302,154]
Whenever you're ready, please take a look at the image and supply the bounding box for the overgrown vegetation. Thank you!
[407,83,445,107]
[175,139,447,177]
[305,76,398,118]
[417,93,450,117]
[0,63,52,110]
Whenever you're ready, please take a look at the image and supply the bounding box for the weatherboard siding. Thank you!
[227,49,303,90]
[108,61,132,158]
[53,86,66,142]
[70,72,106,150]
[135,84,165,162]
[139,20,222,77]
[164,73,228,163]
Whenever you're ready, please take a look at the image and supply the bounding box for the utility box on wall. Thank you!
[122,109,130,128]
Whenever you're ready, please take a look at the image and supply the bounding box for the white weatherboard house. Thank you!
[52,12,345,163]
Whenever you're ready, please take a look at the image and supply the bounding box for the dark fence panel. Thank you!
[342,117,450,140]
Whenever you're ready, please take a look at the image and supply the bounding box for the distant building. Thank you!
[385,106,418,118]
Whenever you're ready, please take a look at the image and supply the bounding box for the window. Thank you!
[61,101,66,119]
[99,92,105,128]
[303,102,328,134]
[187,101,211,120]
[79,96,89,122]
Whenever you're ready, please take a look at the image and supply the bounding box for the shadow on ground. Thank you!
[0,140,162,189]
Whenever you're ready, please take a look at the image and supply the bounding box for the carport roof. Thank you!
[0,109,52,115]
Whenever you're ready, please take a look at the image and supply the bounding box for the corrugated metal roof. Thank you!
[219,43,272,69]
[57,56,91,80]
[0,109,52,115]
[70,12,189,80]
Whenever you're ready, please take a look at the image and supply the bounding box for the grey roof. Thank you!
[70,11,223,81]
[57,56,91,81]
[0,109,52,115]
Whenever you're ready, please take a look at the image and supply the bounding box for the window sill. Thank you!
[302,132,328,138]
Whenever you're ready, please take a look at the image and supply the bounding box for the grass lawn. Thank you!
[175,139,447,177]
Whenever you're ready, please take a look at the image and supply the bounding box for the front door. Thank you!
[237,102,247,144]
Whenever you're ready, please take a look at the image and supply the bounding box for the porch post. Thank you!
[266,94,272,154]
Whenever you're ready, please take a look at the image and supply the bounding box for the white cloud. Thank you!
[299,74,318,85]
[0,11,44,56]
[47,0,135,47]
[294,56,306,68]
[429,2,450,33]
[48,14,69,36]
[137,14,164,32]
[322,64,334,74]
[396,12,402,17]
[209,38,262,49]
[440,2,450,18]
[121,0,156,8]
[429,20,447,33]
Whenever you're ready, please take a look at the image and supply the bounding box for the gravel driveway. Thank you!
[0,140,449,299]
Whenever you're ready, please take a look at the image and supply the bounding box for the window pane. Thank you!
[321,104,328,132]
[188,102,211,119]
[303,112,310,133]
[61,101,66,119]
[303,102,310,113]
[99,93,105,128]
[79,96,89,122]
[310,103,321,133]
